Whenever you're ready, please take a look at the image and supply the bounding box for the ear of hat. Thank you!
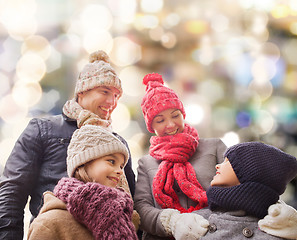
[67,125,129,177]
[74,50,122,99]
[141,73,186,133]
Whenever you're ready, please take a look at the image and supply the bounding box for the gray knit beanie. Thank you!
[74,50,123,99]
[67,125,129,177]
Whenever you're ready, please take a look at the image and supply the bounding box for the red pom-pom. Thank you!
[143,73,164,86]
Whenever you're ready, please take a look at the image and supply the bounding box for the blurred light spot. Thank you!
[119,66,143,97]
[141,0,163,13]
[284,70,297,92]
[251,56,276,83]
[127,138,143,173]
[198,79,224,104]
[0,138,16,168]
[36,89,60,113]
[0,37,22,72]
[185,20,208,35]
[149,26,164,41]
[282,39,297,66]
[135,14,159,29]
[107,0,137,24]
[51,33,81,57]
[185,104,204,125]
[212,107,236,131]
[0,0,37,40]
[221,132,240,147]
[80,4,113,30]
[236,111,251,128]
[45,47,62,73]
[211,14,229,32]
[0,72,10,96]
[112,103,131,132]
[266,97,293,123]
[83,30,113,54]
[16,53,46,82]
[289,22,297,35]
[248,81,273,101]
[163,13,180,29]
[21,35,51,60]
[110,37,141,66]
[12,81,42,107]
[271,4,290,18]
[254,110,275,134]
[161,32,177,49]
[0,94,28,123]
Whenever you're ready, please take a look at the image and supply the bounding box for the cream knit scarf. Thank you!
[63,98,112,130]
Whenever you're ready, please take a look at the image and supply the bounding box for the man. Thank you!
[0,50,135,240]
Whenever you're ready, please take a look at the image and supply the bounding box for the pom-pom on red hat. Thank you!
[141,73,185,133]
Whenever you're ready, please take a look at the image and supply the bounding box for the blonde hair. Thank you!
[74,165,93,183]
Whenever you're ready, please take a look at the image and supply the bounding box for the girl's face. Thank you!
[210,157,240,187]
[85,153,125,188]
[151,108,185,137]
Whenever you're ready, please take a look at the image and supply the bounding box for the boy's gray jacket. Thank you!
[134,138,227,240]
[196,208,285,239]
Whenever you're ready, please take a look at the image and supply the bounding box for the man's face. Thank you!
[77,86,120,120]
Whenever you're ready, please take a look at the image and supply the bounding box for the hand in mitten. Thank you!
[53,177,84,203]
[160,209,209,240]
[258,201,297,240]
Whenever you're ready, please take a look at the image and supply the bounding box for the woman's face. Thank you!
[151,108,185,137]
[210,157,240,187]
[85,153,125,188]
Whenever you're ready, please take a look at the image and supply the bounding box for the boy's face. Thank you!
[84,153,125,188]
[151,108,185,137]
[210,157,240,187]
[77,86,120,120]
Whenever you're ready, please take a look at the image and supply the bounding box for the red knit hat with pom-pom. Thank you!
[141,73,186,133]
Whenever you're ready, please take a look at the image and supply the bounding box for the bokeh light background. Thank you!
[0,0,297,237]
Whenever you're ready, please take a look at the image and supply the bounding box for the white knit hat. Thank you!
[74,50,123,99]
[67,125,129,177]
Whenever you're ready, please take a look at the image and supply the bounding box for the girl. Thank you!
[28,123,139,240]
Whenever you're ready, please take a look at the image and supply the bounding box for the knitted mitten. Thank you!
[160,209,209,240]
[66,182,138,240]
[53,177,84,203]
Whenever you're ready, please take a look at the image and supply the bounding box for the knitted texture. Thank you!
[63,98,112,129]
[54,177,137,240]
[141,73,186,133]
[67,124,129,177]
[150,124,208,213]
[207,142,297,218]
[74,50,122,99]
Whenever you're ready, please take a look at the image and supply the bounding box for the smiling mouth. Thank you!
[100,107,110,112]
[108,177,119,184]
[166,129,178,135]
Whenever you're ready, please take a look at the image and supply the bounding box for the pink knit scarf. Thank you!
[150,124,208,213]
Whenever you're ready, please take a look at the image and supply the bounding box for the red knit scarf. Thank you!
[150,124,208,213]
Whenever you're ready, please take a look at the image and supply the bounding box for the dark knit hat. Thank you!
[207,141,297,218]
[141,73,186,133]
[225,141,297,196]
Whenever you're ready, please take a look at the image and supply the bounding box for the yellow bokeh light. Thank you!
[83,30,113,54]
[12,81,42,107]
[16,53,46,82]
[109,37,142,66]
[0,94,28,123]
[21,35,51,60]
[271,4,290,19]
[185,20,208,35]
[111,103,131,133]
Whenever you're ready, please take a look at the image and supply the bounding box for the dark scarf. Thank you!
[206,182,279,218]
[150,124,208,213]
